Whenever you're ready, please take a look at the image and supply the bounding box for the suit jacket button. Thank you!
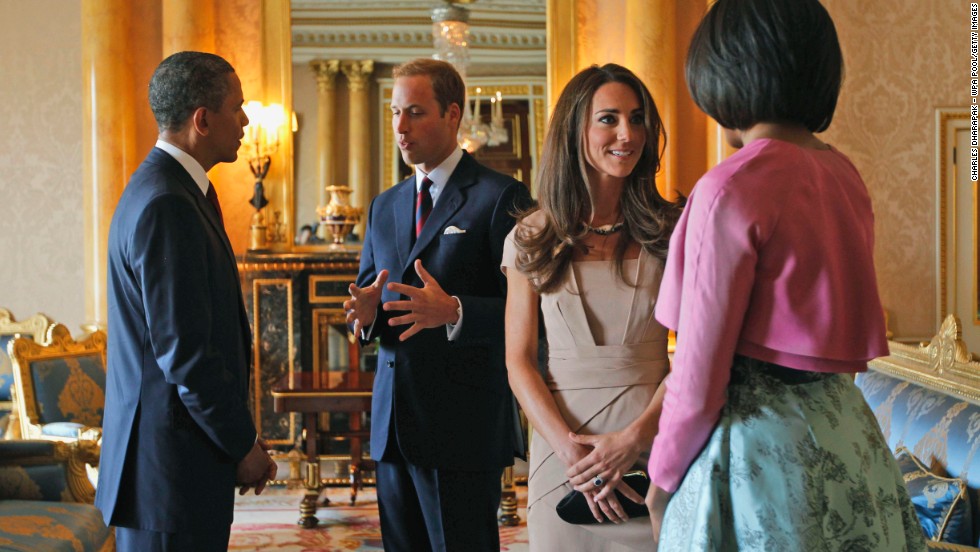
[386,360,394,368]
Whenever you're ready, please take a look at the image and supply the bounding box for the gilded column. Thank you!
[341,60,375,239]
[82,0,139,330]
[546,0,577,115]
[311,60,341,240]
[162,0,215,55]
[626,0,678,201]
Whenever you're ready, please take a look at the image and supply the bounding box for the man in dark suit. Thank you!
[345,58,530,552]
[95,51,276,552]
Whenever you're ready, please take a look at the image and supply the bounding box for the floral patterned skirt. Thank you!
[659,356,926,552]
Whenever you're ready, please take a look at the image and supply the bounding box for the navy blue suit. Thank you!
[357,151,529,550]
[95,147,256,545]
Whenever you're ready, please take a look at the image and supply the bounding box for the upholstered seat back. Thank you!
[10,324,106,441]
[856,368,980,546]
[29,354,106,427]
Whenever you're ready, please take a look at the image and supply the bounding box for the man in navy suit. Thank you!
[95,51,276,552]
[345,58,530,551]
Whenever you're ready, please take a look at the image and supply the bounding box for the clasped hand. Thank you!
[237,438,277,496]
[346,260,458,342]
[562,430,645,523]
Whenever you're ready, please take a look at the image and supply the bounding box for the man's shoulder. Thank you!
[466,158,525,196]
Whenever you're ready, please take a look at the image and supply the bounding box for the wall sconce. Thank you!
[242,101,287,250]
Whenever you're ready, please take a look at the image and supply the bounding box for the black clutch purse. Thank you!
[555,470,651,525]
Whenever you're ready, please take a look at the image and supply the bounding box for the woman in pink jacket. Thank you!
[644,0,925,550]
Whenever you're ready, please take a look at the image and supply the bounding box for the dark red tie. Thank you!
[415,177,433,238]
[206,183,224,224]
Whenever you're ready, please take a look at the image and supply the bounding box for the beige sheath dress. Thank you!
[503,225,669,552]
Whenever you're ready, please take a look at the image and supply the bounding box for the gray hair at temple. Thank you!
[148,51,236,132]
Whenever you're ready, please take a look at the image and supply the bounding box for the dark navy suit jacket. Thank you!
[358,151,530,471]
[95,147,256,532]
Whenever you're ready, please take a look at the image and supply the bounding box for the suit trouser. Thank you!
[115,524,231,552]
[376,429,504,552]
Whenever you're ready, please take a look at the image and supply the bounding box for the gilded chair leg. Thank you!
[499,465,520,526]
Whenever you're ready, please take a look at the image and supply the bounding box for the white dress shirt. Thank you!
[155,140,209,196]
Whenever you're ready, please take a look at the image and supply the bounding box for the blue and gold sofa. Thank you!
[0,439,112,551]
[856,315,980,551]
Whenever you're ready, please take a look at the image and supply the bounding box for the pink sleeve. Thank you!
[648,180,764,493]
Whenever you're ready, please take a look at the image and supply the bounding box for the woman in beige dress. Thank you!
[503,64,679,551]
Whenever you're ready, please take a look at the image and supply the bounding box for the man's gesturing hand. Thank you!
[384,260,459,342]
[345,270,389,335]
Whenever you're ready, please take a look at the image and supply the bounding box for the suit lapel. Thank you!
[393,176,417,271]
[403,154,475,273]
[153,149,238,268]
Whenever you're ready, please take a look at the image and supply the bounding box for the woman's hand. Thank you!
[565,430,645,501]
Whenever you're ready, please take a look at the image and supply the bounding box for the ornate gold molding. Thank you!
[869,315,980,404]
[238,261,360,273]
[0,308,53,343]
[937,109,971,323]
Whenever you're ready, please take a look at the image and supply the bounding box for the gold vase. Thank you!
[316,185,363,248]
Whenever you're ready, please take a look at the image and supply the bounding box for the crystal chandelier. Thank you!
[431,1,509,153]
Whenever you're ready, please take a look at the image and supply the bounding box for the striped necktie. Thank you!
[415,176,433,238]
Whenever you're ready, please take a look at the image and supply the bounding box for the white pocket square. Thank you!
[443,225,467,235]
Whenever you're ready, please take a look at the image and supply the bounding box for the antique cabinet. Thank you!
[239,250,363,448]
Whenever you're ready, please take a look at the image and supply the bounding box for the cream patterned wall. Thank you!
[821,0,963,339]
[0,1,85,332]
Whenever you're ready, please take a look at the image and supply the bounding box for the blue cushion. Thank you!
[0,334,15,401]
[0,500,110,552]
[895,446,972,544]
[30,355,105,426]
[40,422,85,439]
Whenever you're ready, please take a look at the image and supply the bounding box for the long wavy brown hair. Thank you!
[514,63,679,294]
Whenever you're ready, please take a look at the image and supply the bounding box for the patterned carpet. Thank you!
[230,485,529,551]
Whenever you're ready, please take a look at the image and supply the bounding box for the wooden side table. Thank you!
[271,370,374,528]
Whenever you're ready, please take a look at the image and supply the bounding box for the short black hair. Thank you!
[149,51,236,132]
[685,0,843,132]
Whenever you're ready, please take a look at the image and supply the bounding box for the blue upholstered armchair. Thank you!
[9,324,106,444]
[0,308,53,440]
[0,439,112,551]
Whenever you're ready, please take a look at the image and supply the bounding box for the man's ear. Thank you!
[447,102,461,127]
[190,106,209,136]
